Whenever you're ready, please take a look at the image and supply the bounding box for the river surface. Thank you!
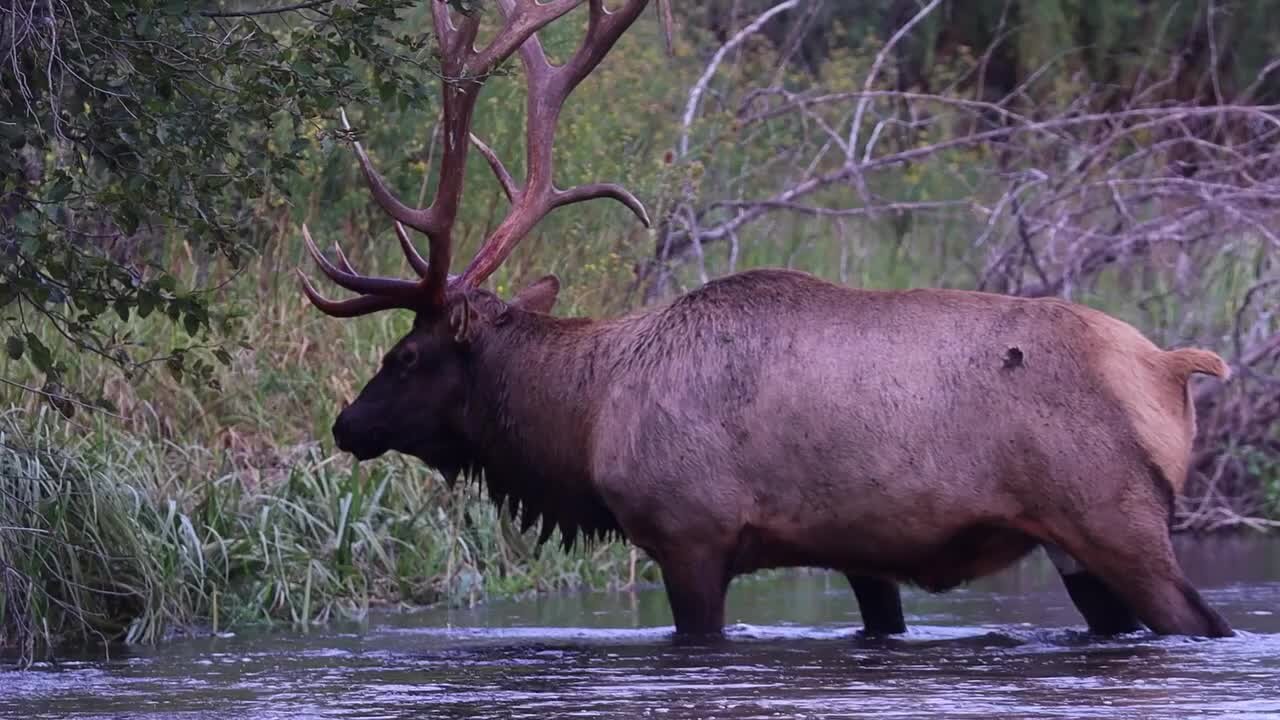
[3,537,1279,719]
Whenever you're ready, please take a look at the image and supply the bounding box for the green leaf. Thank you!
[118,206,141,235]
[5,336,24,360]
[46,176,73,203]
[138,292,157,319]
[378,80,396,103]
[24,333,53,374]
[166,358,184,382]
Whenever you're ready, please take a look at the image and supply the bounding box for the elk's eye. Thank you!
[399,345,419,369]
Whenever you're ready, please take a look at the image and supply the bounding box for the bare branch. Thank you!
[679,0,800,158]
[846,0,944,165]
[200,1,331,18]
[656,0,675,56]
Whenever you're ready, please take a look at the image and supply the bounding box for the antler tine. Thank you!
[393,222,433,279]
[562,0,645,93]
[297,271,410,318]
[459,0,652,287]
[469,133,518,202]
[331,242,357,275]
[302,224,423,297]
[553,182,651,226]
[472,0,579,72]
[340,108,436,237]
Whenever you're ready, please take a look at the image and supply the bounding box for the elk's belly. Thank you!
[730,517,1040,592]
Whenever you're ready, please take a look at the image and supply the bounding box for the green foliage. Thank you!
[0,407,645,667]
[1244,445,1280,518]
[0,0,428,405]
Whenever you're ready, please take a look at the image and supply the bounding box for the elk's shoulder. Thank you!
[670,267,842,308]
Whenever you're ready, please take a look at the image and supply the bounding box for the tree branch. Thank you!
[200,1,332,18]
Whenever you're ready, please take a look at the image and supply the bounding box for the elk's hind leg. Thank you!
[846,574,906,635]
[1053,500,1232,638]
[1043,543,1142,635]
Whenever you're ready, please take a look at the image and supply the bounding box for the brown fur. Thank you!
[330,267,1233,638]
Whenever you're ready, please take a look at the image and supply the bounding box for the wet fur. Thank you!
[336,268,1232,638]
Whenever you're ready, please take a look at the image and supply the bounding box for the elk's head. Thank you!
[299,0,652,467]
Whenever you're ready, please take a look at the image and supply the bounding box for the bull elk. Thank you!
[299,0,1233,639]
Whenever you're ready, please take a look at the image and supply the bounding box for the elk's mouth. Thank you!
[344,443,388,462]
[332,419,390,461]
[335,437,389,462]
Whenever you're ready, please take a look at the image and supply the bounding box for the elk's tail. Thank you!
[1163,348,1230,382]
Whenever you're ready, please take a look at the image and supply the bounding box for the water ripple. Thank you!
[4,540,1280,719]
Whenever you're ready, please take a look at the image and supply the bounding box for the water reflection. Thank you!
[3,538,1279,719]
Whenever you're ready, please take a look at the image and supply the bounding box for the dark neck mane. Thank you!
[462,311,622,550]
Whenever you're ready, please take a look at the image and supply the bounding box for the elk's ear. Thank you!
[510,274,560,314]
[448,297,481,345]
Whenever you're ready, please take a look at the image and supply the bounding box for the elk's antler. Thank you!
[460,0,653,287]
[300,0,652,318]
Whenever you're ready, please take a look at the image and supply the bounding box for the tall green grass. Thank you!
[0,402,644,667]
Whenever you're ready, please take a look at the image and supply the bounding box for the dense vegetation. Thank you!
[2,0,1277,665]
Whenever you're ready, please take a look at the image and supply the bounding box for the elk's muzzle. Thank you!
[332,405,386,461]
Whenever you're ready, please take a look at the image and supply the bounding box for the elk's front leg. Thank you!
[846,574,907,635]
[657,547,732,636]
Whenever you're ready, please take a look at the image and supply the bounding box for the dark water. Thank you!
[3,537,1279,719]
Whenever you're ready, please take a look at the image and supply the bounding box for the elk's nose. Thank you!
[332,408,356,453]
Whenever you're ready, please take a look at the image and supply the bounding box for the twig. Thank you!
[200,1,332,18]
[0,378,124,418]
[678,0,799,159]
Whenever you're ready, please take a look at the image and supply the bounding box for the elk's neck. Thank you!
[467,316,604,467]
[461,312,618,545]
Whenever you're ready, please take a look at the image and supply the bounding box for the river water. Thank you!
[3,536,1279,719]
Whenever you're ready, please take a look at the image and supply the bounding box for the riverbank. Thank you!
[0,406,647,668]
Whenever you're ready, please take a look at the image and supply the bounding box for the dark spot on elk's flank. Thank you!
[1003,346,1024,370]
